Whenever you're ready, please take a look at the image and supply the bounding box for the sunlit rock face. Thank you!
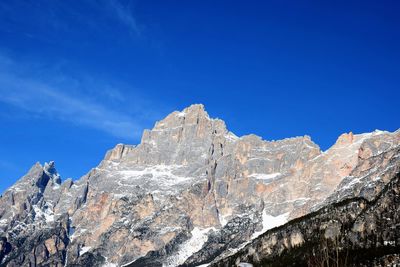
[0,104,399,267]
[211,172,400,267]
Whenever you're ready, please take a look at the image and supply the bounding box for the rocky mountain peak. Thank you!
[335,131,355,145]
[43,161,61,185]
[152,104,230,136]
[129,104,234,166]
[152,104,220,135]
[153,104,210,130]
[1,105,399,267]
[13,161,53,192]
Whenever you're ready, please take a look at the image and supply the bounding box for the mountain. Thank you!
[0,104,399,267]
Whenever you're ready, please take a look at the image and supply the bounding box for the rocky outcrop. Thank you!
[104,144,135,161]
[0,104,399,266]
[1,215,70,267]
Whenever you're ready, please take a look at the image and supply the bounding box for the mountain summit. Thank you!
[0,104,399,266]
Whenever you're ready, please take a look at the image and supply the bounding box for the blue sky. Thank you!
[0,0,399,193]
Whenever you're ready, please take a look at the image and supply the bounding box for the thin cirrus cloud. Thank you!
[0,0,142,40]
[0,54,151,140]
[105,0,141,35]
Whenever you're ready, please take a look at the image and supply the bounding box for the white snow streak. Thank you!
[164,227,216,267]
[219,213,230,227]
[118,165,192,185]
[249,172,281,180]
[101,256,117,267]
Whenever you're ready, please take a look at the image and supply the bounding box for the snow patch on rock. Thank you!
[33,205,54,223]
[79,246,91,256]
[252,211,289,239]
[164,227,216,267]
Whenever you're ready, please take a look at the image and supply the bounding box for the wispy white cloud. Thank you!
[0,53,157,140]
[105,0,141,35]
[0,0,143,40]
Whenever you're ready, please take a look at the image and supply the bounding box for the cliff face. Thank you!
[0,104,399,267]
[211,172,400,267]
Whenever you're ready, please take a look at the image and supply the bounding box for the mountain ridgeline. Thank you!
[0,104,399,267]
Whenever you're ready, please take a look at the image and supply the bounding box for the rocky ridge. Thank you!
[0,104,399,266]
